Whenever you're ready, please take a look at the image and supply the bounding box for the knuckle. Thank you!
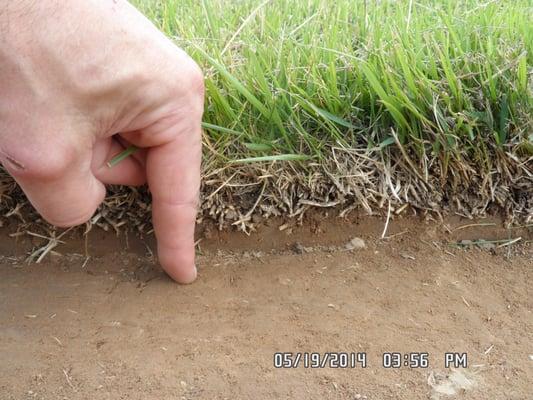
[28,146,75,180]
[185,60,205,97]
[169,56,205,102]
[39,185,104,228]
[43,213,89,228]
[1,140,75,181]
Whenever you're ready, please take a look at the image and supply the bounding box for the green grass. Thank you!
[126,0,532,226]
[133,0,531,163]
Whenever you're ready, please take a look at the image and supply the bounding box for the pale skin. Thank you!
[0,1,204,283]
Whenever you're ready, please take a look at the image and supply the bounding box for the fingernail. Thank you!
[180,264,197,284]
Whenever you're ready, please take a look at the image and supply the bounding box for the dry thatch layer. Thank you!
[1,143,531,237]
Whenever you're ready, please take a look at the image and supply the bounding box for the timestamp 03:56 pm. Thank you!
[273,352,468,369]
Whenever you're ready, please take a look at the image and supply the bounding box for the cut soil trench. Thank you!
[1,215,531,399]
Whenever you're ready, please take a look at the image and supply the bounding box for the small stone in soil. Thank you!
[292,242,313,254]
[345,237,366,251]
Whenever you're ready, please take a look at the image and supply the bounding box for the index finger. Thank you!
[146,121,202,283]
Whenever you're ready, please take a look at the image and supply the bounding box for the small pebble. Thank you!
[345,237,366,251]
[278,277,292,286]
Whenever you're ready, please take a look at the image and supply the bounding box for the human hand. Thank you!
[0,0,204,283]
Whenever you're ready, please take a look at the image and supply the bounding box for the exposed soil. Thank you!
[1,214,532,399]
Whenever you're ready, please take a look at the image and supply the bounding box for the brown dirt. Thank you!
[1,215,532,400]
